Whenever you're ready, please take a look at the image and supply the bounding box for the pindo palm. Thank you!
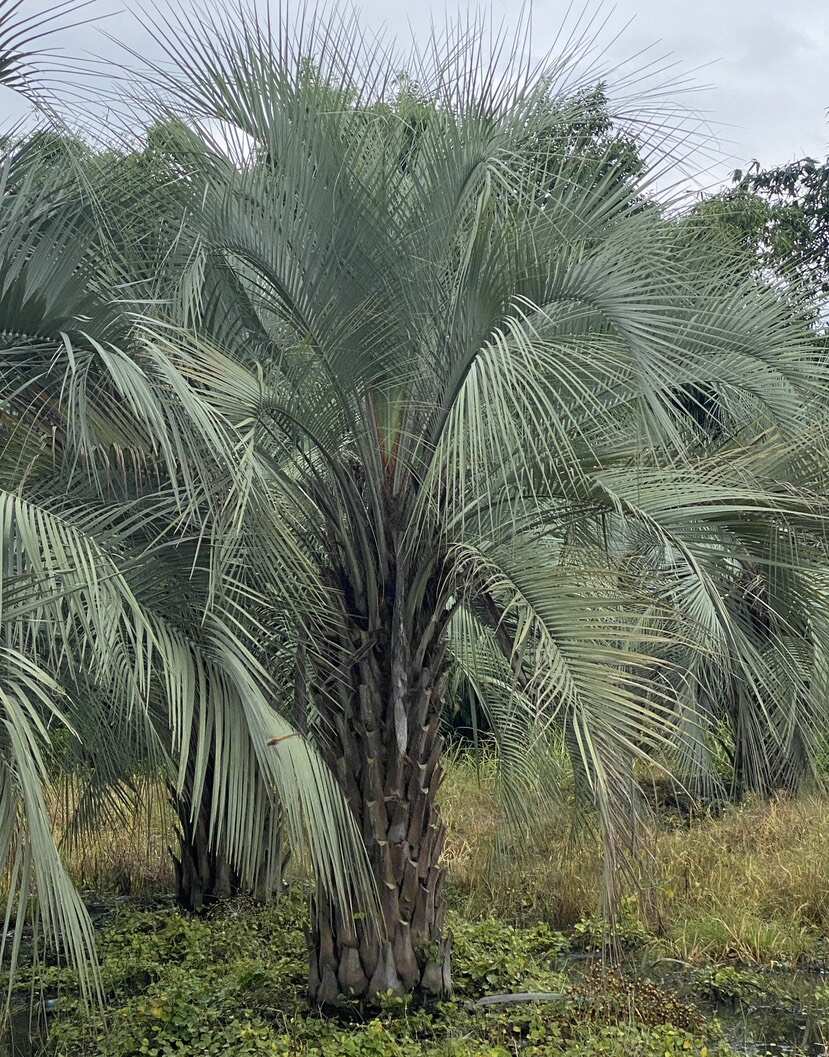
[1,0,828,1009]
[109,3,829,1003]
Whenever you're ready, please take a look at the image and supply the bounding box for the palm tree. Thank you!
[0,117,379,994]
[100,6,829,1003]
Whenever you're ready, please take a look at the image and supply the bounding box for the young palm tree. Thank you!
[100,6,829,1003]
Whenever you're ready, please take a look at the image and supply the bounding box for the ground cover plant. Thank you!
[4,764,829,1054]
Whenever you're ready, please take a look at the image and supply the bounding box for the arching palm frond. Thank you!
[0,0,88,97]
[0,130,379,996]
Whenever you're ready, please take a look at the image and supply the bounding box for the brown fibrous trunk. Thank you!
[171,791,240,913]
[171,779,290,912]
[309,547,452,1005]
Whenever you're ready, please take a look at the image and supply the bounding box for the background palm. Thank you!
[0,119,371,993]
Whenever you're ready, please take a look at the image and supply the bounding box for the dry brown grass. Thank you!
[440,752,829,963]
[649,792,829,962]
[41,753,829,965]
[50,784,174,897]
[440,752,602,927]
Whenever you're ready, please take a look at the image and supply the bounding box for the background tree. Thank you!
[735,153,829,300]
[688,144,829,304]
[683,187,770,277]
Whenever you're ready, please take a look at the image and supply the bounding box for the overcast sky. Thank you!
[5,0,828,189]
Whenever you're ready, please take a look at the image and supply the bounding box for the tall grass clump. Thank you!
[442,752,829,963]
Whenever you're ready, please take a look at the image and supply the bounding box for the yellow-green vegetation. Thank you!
[18,892,829,1056]
[442,755,829,966]
[14,896,738,1057]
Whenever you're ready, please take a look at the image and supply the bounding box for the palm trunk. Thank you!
[171,771,289,911]
[308,556,452,1004]
[171,786,240,913]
